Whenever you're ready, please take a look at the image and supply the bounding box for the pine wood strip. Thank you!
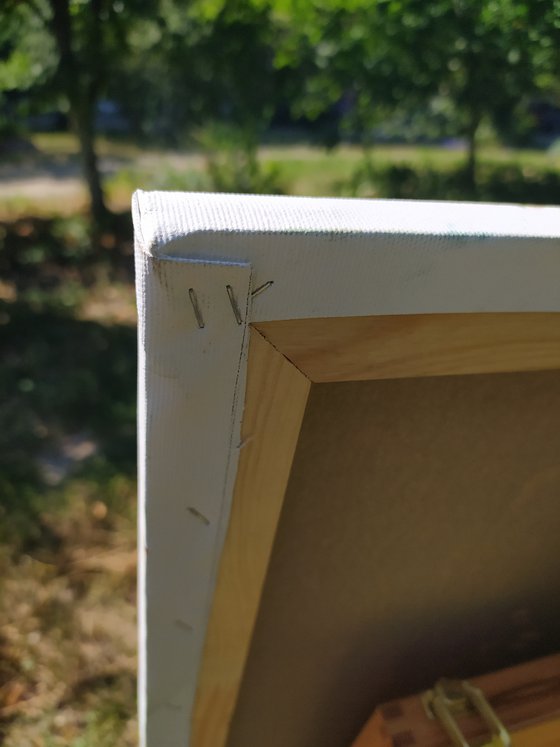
[254,313,560,383]
[192,328,311,747]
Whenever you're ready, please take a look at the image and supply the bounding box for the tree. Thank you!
[400,0,545,189]
[1,0,157,228]
[0,3,57,138]
[1,0,284,221]
[48,0,109,224]
[275,0,560,189]
[111,0,283,145]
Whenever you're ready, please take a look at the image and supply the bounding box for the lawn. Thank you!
[4,134,560,220]
[109,139,560,204]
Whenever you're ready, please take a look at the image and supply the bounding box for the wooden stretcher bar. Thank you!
[352,654,560,747]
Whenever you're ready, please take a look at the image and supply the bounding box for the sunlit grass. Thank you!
[30,133,145,161]
[2,134,559,218]
[106,140,560,202]
[260,142,560,196]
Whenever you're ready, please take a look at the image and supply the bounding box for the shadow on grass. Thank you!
[0,211,134,284]
[1,297,136,544]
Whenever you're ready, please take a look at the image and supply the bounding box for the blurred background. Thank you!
[2,1,560,744]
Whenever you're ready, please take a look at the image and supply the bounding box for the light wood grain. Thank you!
[192,328,311,747]
[254,313,560,382]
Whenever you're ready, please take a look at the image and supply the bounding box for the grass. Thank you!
[30,133,147,161]
[3,133,560,220]
[108,140,560,206]
[0,211,138,745]
[0,496,137,747]
[260,142,560,197]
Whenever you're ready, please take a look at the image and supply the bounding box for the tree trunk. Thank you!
[72,96,107,228]
[465,114,480,195]
[49,0,108,230]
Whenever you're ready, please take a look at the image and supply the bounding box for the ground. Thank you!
[0,195,138,745]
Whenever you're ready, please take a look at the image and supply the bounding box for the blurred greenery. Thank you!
[3,0,560,221]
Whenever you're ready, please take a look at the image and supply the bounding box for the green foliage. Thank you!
[109,126,285,194]
[273,0,560,175]
[0,4,55,92]
[113,0,285,143]
[0,2,57,137]
[5,0,560,191]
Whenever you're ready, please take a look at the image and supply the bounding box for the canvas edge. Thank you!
[132,190,560,747]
